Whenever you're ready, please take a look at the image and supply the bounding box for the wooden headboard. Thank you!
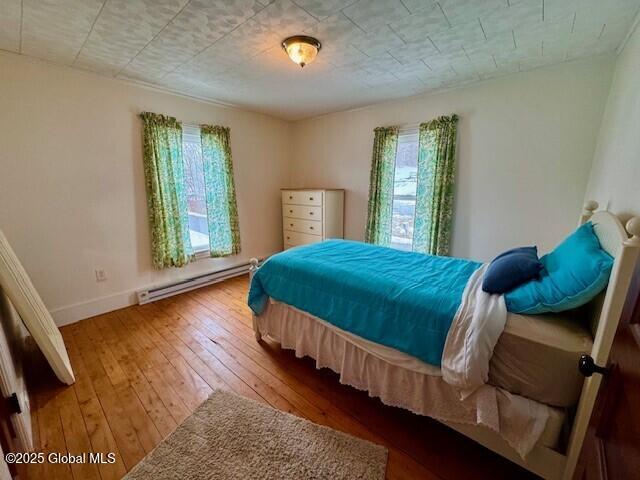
[579,201,640,356]
[564,201,640,479]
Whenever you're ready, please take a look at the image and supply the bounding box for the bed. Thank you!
[248,202,640,480]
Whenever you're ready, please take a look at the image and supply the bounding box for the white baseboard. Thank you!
[50,290,137,327]
[48,253,274,327]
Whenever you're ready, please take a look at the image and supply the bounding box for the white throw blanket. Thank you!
[441,264,507,398]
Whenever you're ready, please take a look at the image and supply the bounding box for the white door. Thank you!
[0,443,12,480]
[0,291,32,451]
[0,229,74,386]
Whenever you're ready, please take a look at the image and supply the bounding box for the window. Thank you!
[140,112,240,267]
[391,131,419,251]
[182,126,209,252]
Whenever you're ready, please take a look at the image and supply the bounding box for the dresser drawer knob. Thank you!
[289,209,293,213]
[309,197,314,201]
[286,236,290,240]
[289,195,293,199]
[309,226,314,230]
[309,211,314,215]
[290,223,294,227]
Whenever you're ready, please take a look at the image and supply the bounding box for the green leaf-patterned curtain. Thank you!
[200,125,241,257]
[365,126,399,246]
[413,114,459,256]
[140,112,193,269]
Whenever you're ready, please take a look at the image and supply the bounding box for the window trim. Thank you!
[194,249,211,259]
[192,241,210,256]
[397,131,419,143]
[182,124,201,142]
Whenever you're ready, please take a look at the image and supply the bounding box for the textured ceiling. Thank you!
[1,0,639,120]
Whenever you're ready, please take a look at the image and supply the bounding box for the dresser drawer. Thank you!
[283,204,322,221]
[283,231,321,246]
[283,217,322,236]
[282,190,323,206]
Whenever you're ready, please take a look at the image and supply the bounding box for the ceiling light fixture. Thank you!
[282,35,321,68]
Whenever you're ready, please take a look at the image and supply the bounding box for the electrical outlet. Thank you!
[95,269,107,282]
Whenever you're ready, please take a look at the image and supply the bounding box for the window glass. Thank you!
[391,133,418,251]
[182,127,210,252]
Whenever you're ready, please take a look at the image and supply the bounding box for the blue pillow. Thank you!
[482,247,543,294]
[505,222,614,314]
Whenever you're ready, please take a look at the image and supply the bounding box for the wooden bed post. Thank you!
[562,212,640,480]
[579,200,598,225]
[249,258,262,342]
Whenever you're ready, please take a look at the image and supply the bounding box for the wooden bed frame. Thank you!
[249,201,640,480]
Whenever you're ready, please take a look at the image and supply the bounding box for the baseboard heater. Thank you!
[136,258,263,305]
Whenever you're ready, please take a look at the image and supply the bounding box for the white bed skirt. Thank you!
[256,299,565,458]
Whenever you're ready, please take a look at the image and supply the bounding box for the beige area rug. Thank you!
[124,389,388,480]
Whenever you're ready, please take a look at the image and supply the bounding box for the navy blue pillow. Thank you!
[482,247,543,294]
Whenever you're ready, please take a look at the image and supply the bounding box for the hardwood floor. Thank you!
[27,274,535,479]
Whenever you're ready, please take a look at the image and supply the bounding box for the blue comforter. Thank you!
[248,240,481,366]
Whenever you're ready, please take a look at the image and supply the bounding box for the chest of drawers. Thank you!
[281,189,344,249]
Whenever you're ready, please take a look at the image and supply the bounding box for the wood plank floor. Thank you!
[27,274,536,479]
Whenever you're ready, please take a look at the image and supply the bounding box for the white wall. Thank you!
[0,53,291,325]
[584,22,640,220]
[0,51,624,326]
[291,58,614,261]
